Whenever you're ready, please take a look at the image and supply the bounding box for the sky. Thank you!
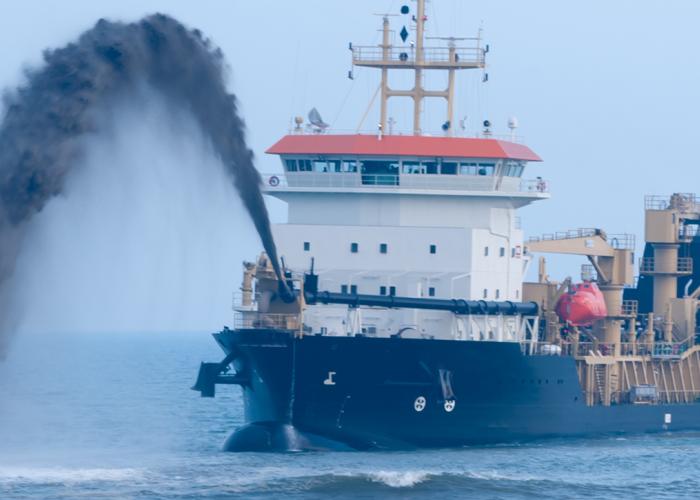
[1,0,699,333]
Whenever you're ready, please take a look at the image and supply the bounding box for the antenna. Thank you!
[507,116,519,141]
[482,119,492,138]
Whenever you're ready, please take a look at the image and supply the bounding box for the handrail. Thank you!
[234,312,300,330]
[527,229,635,250]
[261,172,549,194]
[523,336,694,359]
[286,128,525,142]
[352,45,485,67]
[640,256,693,274]
[620,300,638,316]
[645,194,699,212]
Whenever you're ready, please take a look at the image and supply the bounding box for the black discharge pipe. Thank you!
[303,273,538,316]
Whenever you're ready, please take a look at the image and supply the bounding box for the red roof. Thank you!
[266,134,541,162]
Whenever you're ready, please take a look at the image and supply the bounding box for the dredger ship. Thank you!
[193,1,700,450]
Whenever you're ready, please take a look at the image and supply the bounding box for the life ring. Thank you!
[268,175,280,187]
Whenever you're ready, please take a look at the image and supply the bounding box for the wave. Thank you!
[223,468,548,495]
[0,466,145,484]
[366,469,541,488]
[368,470,431,487]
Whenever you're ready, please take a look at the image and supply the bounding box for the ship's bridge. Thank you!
[263,134,548,202]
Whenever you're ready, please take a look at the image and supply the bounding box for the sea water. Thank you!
[1,331,698,499]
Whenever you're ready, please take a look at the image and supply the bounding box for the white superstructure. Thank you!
[254,2,549,341]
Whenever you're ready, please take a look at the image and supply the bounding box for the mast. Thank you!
[412,0,425,135]
[351,0,486,136]
[380,16,390,132]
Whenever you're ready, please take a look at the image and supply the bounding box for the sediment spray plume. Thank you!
[0,14,288,353]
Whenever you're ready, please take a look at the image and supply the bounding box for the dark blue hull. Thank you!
[214,329,700,451]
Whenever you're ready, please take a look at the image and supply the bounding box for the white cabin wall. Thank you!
[281,193,517,229]
[274,224,471,276]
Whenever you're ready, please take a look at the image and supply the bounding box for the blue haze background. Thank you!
[1,0,699,333]
[1,1,700,498]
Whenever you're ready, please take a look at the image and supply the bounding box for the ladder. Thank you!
[594,364,607,405]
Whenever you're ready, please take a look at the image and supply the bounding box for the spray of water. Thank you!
[0,14,287,353]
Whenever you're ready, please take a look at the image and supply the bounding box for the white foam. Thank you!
[0,466,145,484]
[466,469,541,482]
[368,470,430,488]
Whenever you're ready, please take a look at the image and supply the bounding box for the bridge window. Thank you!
[285,159,298,171]
[341,159,358,172]
[379,243,388,254]
[402,161,423,174]
[441,162,457,175]
[430,244,437,254]
[401,160,438,174]
[424,161,438,174]
[477,163,495,176]
[503,161,525,177]
[500,247,505,257]
[380,286,387,295]
[361,160,399,185]
[351,242,359,253]
[303,241,310,251]
[389,286,396,296]
[298,159,312,171]
[312,160,326,172]
[459,162,478,175]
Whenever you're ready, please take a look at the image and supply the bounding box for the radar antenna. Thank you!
[307,107,329,132]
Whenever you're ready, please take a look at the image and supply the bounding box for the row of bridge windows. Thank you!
[284,158,525,177]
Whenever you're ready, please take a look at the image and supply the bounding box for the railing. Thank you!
[620,300,638,317]
[639,256,693,274]
[608,234,636,250]
[679,224,700,241]
[527,229,634,249]
[287,128,525,143]
[520,178,550,193]
[232,292,256,311]
[581,264,596,281]
[645,193,699,212]
[351,45,485,67]
[234,312,300,331]
[528,228,598,242]
[524,337,692,359]
[261,172,549,194]
[600,389,700,405]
